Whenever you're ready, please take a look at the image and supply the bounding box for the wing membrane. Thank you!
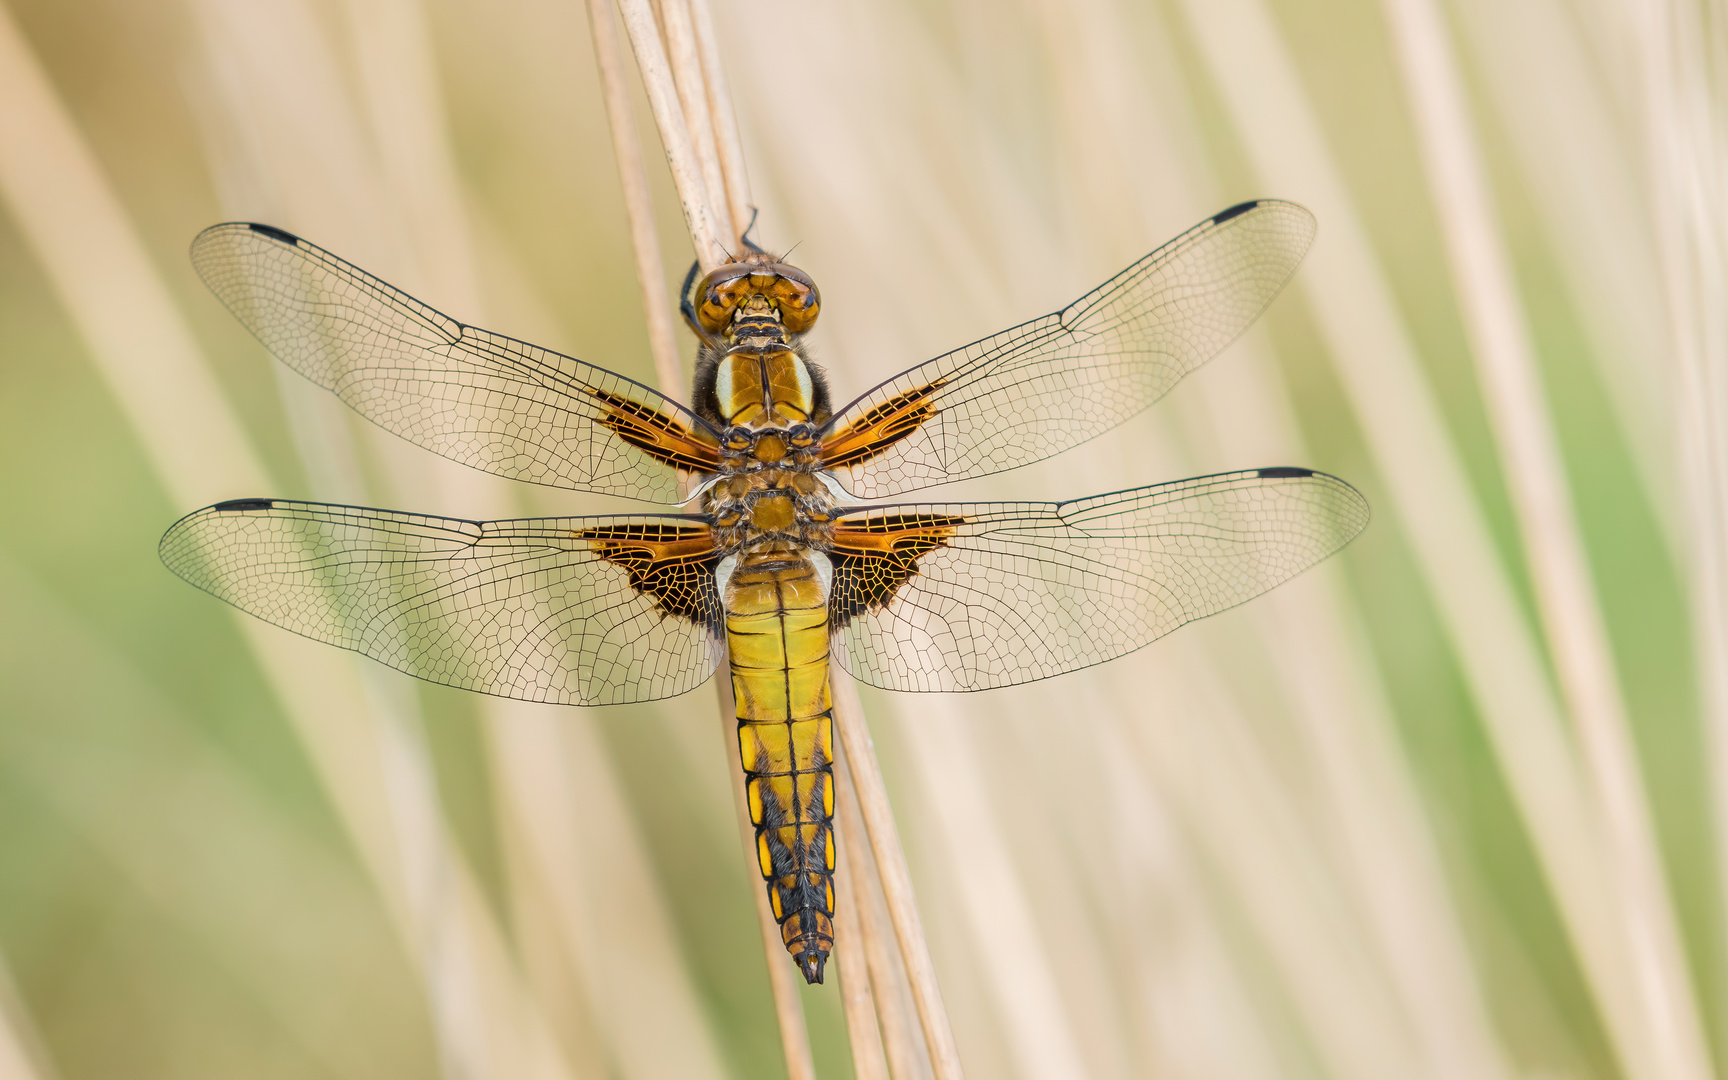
[160,499,723,705]
[192,224,720,502]
[828,468,1368,692]
[820,201,1315,497]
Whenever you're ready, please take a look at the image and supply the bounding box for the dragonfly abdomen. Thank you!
[723,546,837,985]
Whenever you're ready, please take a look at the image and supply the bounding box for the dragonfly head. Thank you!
[693,254,821,339]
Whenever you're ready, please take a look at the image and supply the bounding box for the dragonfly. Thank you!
[160,200,1368,985]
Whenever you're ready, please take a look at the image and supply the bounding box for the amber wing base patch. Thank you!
[590,388,723,474]
[581,522,723,631]
[827,512,967,624]
[818,379,945,471]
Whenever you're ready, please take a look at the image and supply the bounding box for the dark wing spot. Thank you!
[212,498,274,511]
[1257,467,1313,479]
[1211,200,1261,224]
[246,223,301,245]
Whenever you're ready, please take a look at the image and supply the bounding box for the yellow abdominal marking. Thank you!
[725,548,836,982]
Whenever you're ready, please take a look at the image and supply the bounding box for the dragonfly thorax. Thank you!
[713,345,820,426]
[701,290,839,554]
[705,461,837,553]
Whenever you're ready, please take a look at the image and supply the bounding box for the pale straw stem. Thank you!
[342,0,482,313]
[0,1011,43,1080]
[192,2,594,1070]
[599,3,819,1069]
[585,0,683,389]
[201,4,632,1071]
[1103,655,1416,1080]
[489,705,731,1080]
[614,0,725,268]
[656,0,734,244]
[831,749,892,1080]
[1008,6,1510,1068]
[0,11,578,1075]
[837,740,928,1080]
[345,3,723,1064]
[623,9,962,1075]
[0,564,469,1078]
[687,0,754,243]
[831,666,966,1080]
[1254,575,1517,1080]
[1169,0,1653,1069]
[1383,1,1710,1077]
[0,950,48,1080]
[1617,0,1728,1038]
[1445,0,1680,555]
[0,3,265,500]
[895,699,1090,1079]
[713,677,818,1080]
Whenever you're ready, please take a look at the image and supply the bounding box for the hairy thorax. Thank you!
[691,262,841,558]
[704,438,838,555]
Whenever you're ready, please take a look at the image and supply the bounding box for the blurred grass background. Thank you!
[0,0,1718,1078]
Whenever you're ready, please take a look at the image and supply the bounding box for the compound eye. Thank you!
[764,267,821,333]
[695,265,755,333]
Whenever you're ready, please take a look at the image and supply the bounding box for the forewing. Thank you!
[828,468,1368,692]
[820,201,1315,497]
[160,499,724,705]
[192,224,721,501]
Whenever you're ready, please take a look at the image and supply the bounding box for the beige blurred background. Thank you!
[0,0,1719,1078]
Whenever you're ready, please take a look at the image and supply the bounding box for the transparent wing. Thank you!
[160,499,724,705]
[819,201,1315,497]
[192,224,721,502]
[827,468,1367,692]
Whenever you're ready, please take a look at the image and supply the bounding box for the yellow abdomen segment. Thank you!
[724,548,836,984]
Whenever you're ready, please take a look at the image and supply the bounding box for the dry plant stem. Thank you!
[656,0,734,243]
[596,4,810,1068]
[686,0,754,241]
[831,665,965,1080]
[895,699,1090,1079]
[614,0,724,267]
[714,677,818,1080]
[621,10,963,1075]
[1383,1,1711,1077]
[1629,9,1728,1042]
[0,953,46,1080]
[1616,0,1728,957]
[1057,9,1510,1060]
[831,762,892,1080]
[1445,0,1680,552]
[838,723,929,1080]
[1170,0,1659,1072]
[585,0,682,389]
[0,13,583,1077]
